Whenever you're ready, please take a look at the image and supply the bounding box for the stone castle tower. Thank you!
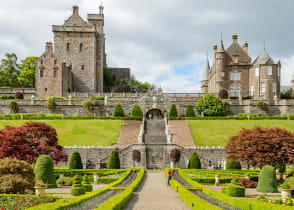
[35,5,130,98]
[201,33,281,100]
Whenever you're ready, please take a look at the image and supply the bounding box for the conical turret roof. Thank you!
[217,40,225,53]
[202,57,210,81]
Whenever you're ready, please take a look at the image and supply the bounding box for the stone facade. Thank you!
[35,5,130,98]
[201,33,281,100]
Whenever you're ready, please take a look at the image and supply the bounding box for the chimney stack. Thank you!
[232,32,238,43]
[73,5,79,15]
[45,42,53,53]
[243,40,248,54]
[99,4,104,15]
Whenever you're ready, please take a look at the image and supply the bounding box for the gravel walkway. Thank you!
[123,171,189,210]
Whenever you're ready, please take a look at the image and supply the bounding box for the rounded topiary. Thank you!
[188,152,201,169]
[82,100,94,114]
[70,175,85,196]
[107,150,120,169]
[256,165,278,193]
[196,94,228,116]
[82,174,93,192]
[131,104,143,117]
[283,177,294,190]
[169,104,178,118]
[0,158,35,194]
[225,184,245,197]
[226,160,241,170]
[57,177,73,186]
[170,148,181,163]
[132,149,141,162]
[68,151,83,169]
[185,104,196,117]
[256,100,267,111]
[34,155,57,188]
[114,104,124,117]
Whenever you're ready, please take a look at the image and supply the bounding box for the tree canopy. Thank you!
[225,126,294,168]
[196,94,228,116]
[18,56,38,88]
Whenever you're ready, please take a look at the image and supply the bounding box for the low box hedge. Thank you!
[225,184,245,197]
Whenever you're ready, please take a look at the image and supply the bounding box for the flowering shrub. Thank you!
[0,195,59,210]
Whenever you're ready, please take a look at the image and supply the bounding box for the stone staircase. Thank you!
[144,119,167,144]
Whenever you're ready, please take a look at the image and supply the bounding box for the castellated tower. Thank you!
[215,39,226,94]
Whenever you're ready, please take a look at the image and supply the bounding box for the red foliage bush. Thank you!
[238,178,257,188]
[14,92,24,99]
[132,149,141,162]
[0,122,67,163]
[170,148,181,163]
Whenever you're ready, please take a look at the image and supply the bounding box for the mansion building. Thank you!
[201,33,281,100]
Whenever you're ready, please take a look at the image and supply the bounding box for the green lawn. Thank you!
[0,120,122,146]
[188,120,294,147]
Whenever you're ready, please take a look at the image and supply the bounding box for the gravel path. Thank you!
[123,171,189,210]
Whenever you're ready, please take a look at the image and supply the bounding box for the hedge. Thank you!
[53,168,126,176]
[225,184,245,197]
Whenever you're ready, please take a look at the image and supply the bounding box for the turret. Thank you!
[87,4,104,33]
[232,32,238,44]
[45,42,53,54]
[201,57,210,94]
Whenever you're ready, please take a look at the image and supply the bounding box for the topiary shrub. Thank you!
[169,104,178,117]
[131,104,143,117]
[256,165,278,193]
[185,104,196,117]
[68,151,83,169]
[70,175,85,196]
[82,174,93,192]
[256,100,267,111]
[45,97,57,113]
[8,100,18,113]
[188,152,201,169]
[15,92,24,99]
[114,104,124,117]
[0,158,35,194]
[107,150,120,169]
[57,177,73,186]
[225,184,245,197]
[196,94,228,116]
[218,89,228,99]
[34,155,57,188]
[282,176,294,190]
[226,160,241,170]
[82,100,94,114]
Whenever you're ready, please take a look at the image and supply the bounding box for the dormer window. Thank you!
[233,56,238,63]
[266,66,272,75]
[79,43,83,52]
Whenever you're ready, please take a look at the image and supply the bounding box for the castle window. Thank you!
[260,95,264,100]
[277,67,280,77]
[54,70,57,78]
[233,56,238,63]
[40,70,43,78]
[266,66,272,75]
[40,60,43,65]
[255,67,259,77]
[54,60,57,65]
[250,85,254,96]
[273,82,277,93]
[217,59,221,64]
[67,43,70,51]
[230,85,240,97]
[221,72,225,77]
[45,88,47,92]
[230,72,240,81]
[260,82,265,93]
[79,43,83,52]
[81,64,84,71]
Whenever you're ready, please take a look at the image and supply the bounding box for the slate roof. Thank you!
[226,42,251,64]
[252,50,274,65]
[202,57,210,81]
[217,40,225,53]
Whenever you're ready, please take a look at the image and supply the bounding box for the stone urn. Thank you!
[215,175,220,186]
[281,189,292,199]
[93,173,99,185]
[34,186,46,196]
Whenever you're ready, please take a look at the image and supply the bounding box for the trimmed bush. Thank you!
[131,104,143,117]
[45,97,57,113]
[0,158,35,194]
[196,94,228,116]
[282,176,294,190]
[188,152,201,169]
[57,177,73,186]
[0,95,15,99]
[185,104,196,117]
[256,100,267,110]
[15,92,24,99]
[107,150,120,169]
[8,100,18,113]
[70,175,85,196]
[256,165,278,193]
[69,151,83,169]
[114,104,125,117]
[226,160,241,170]
[82,175,93,192]
[225,184,245,197]
[170,148,181,163]
[34,155,57,188]
[169,104,178,117]
[82,100,94,114]
[132,149,141,162]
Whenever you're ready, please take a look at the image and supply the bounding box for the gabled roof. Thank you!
[252,50,274,65]
[202,57,210,81]
[226,42,251,63]
[217,40,225,53]
[64,12,88,27]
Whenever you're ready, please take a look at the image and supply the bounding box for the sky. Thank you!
[0,0,294,92]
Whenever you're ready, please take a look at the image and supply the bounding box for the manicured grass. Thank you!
[0,120,122,146]
[188,120,294,146]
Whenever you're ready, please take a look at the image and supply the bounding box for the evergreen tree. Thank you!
[185,104,196,117]
[107,150,120,169]
[114,104,125,117]
[131,104,143,117]
[68,151,83,169]
[169,104,178,118]
[188,152,201,169]
[226,160,241,170]
[256,165,278,193]
[34,155,57,188]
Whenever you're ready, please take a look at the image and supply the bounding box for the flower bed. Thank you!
[0,194,59,210]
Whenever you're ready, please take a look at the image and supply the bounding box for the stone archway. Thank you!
[145,108,163,119]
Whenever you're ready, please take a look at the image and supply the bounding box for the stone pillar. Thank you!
[104,96,108,106]
[68,95,72,105]
[215,175,220,186]
[93,173,99,184]
[31,95,35,105]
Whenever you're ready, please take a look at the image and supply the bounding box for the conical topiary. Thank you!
[107,150,120,169]
[226,160,241,170]
[169,104,178,118]
[68,151,83,169]
[34,155,57,188]
[131,104,143,117]
[256,165,278,193]
[185,104,196,117]
[114,104,124,117]
[82,175,93,192]
[71,175,85,196]
[188,152,201,169]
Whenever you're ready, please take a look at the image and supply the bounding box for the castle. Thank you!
[35,5,130,98]
[201,33,281,100]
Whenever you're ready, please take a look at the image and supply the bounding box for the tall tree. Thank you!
[225,127,294,168]
[17,56,38,88]
[0,53,19,87]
